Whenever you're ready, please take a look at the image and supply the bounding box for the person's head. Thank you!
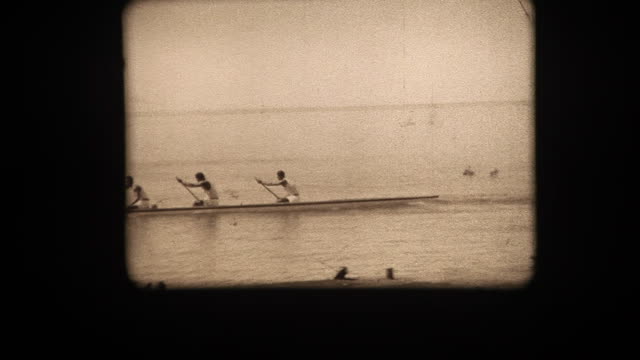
[195,172,205,181]
[277,170,285,180]
[125,176,133,188]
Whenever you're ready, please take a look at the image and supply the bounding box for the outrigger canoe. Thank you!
[128,195,439,214]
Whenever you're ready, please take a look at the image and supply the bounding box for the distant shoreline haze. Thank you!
[126,103,533,168]
[124,0,533,169]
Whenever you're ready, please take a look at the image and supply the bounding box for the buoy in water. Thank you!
[386,268,395,280]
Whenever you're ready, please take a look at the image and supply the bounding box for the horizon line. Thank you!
[127,99,532,117]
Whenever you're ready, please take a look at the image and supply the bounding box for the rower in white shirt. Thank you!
[126,176,152,209]
[256,170,300,203]
[177,172,219,207]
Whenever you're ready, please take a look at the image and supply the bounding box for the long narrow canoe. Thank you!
[128,195,439,214]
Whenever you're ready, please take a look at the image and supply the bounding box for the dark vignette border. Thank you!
[23,0,626,350]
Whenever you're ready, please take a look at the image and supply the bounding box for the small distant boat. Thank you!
[127,195,439,215]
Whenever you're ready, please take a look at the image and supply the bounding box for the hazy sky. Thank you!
[124,0,534,166]
[124,0,533,113]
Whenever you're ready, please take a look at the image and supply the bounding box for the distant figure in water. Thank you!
[257,170,300,203]
[177,172,219,207]
[334,266,356,280]
[126,176,154,209]
[490,168,499,177]
[463,166,475,176]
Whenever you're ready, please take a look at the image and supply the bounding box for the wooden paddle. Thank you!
[255,177,281,200]
[176,177,201,202]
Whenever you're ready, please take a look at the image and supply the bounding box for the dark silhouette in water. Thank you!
[463,166,475,176]
[490,168,499,177]
[334,267,356,280]
[386,268,395,280]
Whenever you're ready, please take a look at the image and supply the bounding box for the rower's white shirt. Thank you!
[134,185,150,200]
[128,184,150,206]
[280,178,299,196]
[199,180,219,200]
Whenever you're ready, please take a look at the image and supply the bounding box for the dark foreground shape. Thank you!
[334,267,348,280]
[334,267,357,280]
[386,268,395,280]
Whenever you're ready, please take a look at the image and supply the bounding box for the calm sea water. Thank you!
[126,156,534,288]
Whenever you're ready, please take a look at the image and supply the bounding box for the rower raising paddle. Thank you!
[256,170,300,203]
[177,172,220,207]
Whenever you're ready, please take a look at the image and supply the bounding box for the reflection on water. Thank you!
[127,200,534,288]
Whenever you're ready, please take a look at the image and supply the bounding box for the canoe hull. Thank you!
[127,195,439,215]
